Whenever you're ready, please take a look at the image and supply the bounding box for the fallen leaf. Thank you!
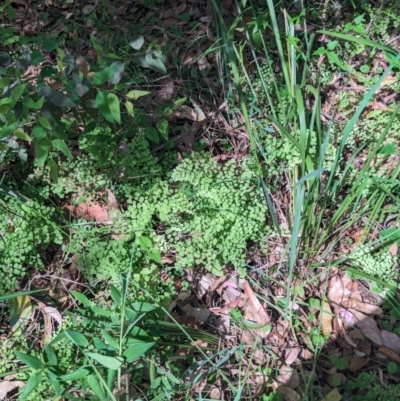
[9,296,32,334]
[323,388,342,401]
[278,366,299,389]
[0,381,25,400]
[321,299,332,336]
[285,347,301,366]
[277,385,301,401]
[349,308,383,346]
[382,330,400,354]
[171,105,197,121]
[243,280,269,325]
[378,345,400,364]
[348,353,369,371]
[179,303,211,324]
[156,80,174,101]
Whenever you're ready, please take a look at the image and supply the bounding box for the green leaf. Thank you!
[101,330,119,349]
[60,368,90,382]
[145,50,167,74]
[14,351,44,370]
[129,35,144,50]
[86,353,124,370]
[33,138,51,166]
[86,375,106,401]
[317,30,396,54]
[106,93,121,124]
[91,306,112,317]
[47,158,59,183]
[93,66,119,85]
[52,139,72,159]
[108,61,124,85]
[11,83,27,101]
[44,345,58,366]
[110,286,121,304]
[19,371,44,400]
[0,77,10,89]
[130,302,155,312]
[70,290,91,307]
[38,116,52,129]
[65,330,89,347]
[90,35,104,53]
[144,127,159,143]
[162,376,172,391]
[125,100,134,117]
[30,51,44,65]
[0,51,12,67]
[43,38,60,52]
[95,91,114,123]
[138,235,152,250]
[148,248,162,264]
[126,90,151,100]
[173,97,187,109]
[156,119,169,140]
[14,129,32,142]
[7,4,17,21]
[122,342,155,363]
[38,86,76,108]
[378,143,396,155]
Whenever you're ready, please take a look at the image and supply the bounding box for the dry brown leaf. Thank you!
[65,202,109,222]
[285,347,301,366]
[243,280,269,325]
[321,299,333,336]
[378,345,400,364]
[277,385,301,401]
[349,308,383,346]
[382,330,400,354]
[389,243,398,256]
[156,80,174,101]
[348,353,369,371]
[0,381,25,400]
[344,300,383,315]
[278,366,299,389]
[179,303,210,324]
[171,105,197,121]
[327,276,352,306]
[323,388,342,401]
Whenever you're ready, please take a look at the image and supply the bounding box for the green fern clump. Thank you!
[351,246,398,282]
[0,198,63,292]
[262,129,337,177]
[163,153,270,276]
